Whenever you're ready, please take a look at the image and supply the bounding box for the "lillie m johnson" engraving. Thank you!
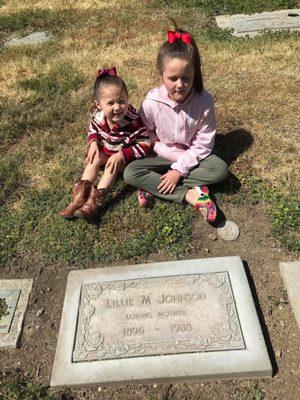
[105,291,206,309]
[73,273,245,362]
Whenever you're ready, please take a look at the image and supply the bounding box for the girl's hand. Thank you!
[157,169,181,194]
[151,139,160,149]
[85,141,100,164]
[105,152,124,175]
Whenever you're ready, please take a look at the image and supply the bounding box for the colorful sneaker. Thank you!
[137,189,153,208]
[194,186,217,223]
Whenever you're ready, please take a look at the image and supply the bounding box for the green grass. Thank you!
[2,161,298,269]
[0,181,195,268]
[0,56,86,152]
[216,174,300,252]
[148,0,300,46]
[0,9,52,33]
[0,297,8,320]
[271,195,300,251]
[152,0,298,15]
[268,290,288,307]
[19,62,85,98]
[233,384,265,400]
[0,8,107,36]
[249,179,299,252]
[0,376,54,400]
[0,151,28,205]
[0,0,299,270]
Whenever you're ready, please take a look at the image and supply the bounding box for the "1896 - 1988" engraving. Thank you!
[123,323,192,337]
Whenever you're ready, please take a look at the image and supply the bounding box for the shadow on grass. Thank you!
[0,8,106,34]
[213,127,254,194]
[215,128,254,166]
[210,128,254,225]
[242,260,278,377]
[152,0,299,16]
[0,5,143,39]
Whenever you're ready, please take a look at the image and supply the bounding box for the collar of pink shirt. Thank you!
[148,85,195,110]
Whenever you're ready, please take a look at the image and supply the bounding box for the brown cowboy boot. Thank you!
[59,179,92,219]
[74,186,107,220]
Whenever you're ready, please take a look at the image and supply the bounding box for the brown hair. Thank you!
[157,26,203,93]
[93,75,128,102]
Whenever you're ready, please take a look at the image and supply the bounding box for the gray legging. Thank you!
[124,154,228,204]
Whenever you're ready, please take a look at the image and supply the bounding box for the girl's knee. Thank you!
[99,153,109,166]
[91,152,107,168]
[124,160,145,184]
[215,158,229,181]
[124,163,136,184]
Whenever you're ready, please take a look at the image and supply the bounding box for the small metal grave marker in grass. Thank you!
[0,290,20,334]
[216,9,300,37]
[4,31,53,47]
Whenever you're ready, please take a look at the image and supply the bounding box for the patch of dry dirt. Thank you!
[1,202,299,400]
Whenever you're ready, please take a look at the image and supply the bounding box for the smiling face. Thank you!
[96,85,129,128]
[160,57,195,103]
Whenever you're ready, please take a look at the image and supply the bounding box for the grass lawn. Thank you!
[0,0,299,398]
[0,0,299,270]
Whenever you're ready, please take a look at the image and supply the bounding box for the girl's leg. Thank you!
[97,162,125,191]
[184,154,228,222]
[59,153,108,218]
[184,154,228,205]
[81,153,108,183]
[74,159,125,220]
[125,153,227,223]
[59,179,92,218]
[124,157,188,204]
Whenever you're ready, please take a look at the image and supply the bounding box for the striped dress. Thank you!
[87,105,151,163]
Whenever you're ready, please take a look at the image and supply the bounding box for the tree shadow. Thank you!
[242,260,277,376]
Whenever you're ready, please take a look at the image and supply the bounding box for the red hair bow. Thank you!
[167,31,192,45]
[97,66,117,78]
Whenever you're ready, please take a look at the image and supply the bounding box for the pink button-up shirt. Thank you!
[140,85,216,177]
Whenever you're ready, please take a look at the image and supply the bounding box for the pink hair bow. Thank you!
[167,31,192,45]
[97,66,117,78]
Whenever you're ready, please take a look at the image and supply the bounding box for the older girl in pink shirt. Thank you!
[124,28,228,223]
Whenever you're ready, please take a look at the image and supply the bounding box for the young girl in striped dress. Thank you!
[60,67,150,221]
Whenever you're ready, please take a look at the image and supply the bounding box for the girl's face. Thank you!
[161,57,194,103]
[96,85,129,128]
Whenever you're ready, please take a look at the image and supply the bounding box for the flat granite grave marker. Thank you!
[0,279,33,348]
[4,31,53,47]
[51,257,272,387]
[279,261,300,329]
[73,272,245,362]
[216,9,300,37]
